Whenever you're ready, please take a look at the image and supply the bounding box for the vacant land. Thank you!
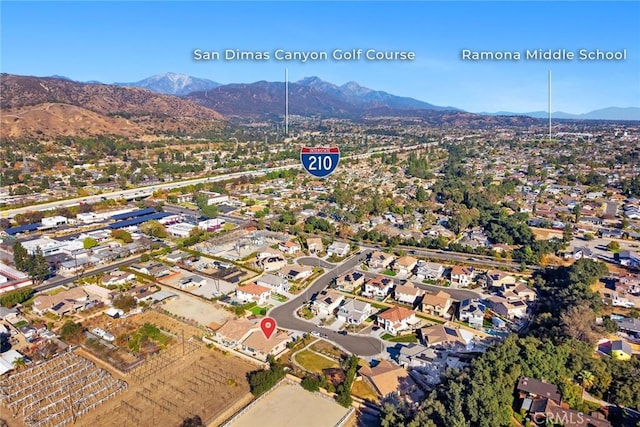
[78,344,256,427]
[229,383,351,427]
[160,291,231,326]
[294,350,339,373]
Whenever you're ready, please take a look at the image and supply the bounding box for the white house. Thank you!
[362,275,395,298]
[394,282,423,305]
[327,242,350,258]
[337,299,373,325]
[312,289,344,317]
[415,261,444,280]
[278,240,301,255]
[377,306,419,336]
[458,299,486,330]
[450,266,475,287]
[235,283,271,305]
[256,274,290,293]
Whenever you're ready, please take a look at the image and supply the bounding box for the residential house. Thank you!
[337,299,373,325]
[312,289,344,317]
[362,275,395,298]
[516,377,561,403]
[397,343,439,368]
[368,251,395,269]
[214,318,257,348]
[327,242,350,258]
[450,266,475,287]
[458,299,486,330]
[335,271,365,293]
[279,265,313,281]
[278,240,301,255]
[256,246,284,260]
[572,246,596,261]
[101,271,135,287]
[256,274,290,293]
[487,296,528,319]
[485,270,517,289]
[394,282,423,306]
[393,256,418,275]
[414,261,444,280]
[421,290,453,318]
[240,330,290,362]
[616,250,640,268]
[359,360,418,398]
[236,283,271,305]
[513,283,537,302]
[257,256,287,272]
[377,306,419,335]
[418,324,471,349]
[82,284,116,304]
[32,288,89,317]
[178,275,207,289]
[306,237,324,255]
[601,228,624,239]
[611,340,632,361]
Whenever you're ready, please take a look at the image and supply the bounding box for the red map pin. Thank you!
[260,317,277,340]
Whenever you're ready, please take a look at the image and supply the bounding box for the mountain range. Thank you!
[116,72,221,96]
[1,72,637,139]
[481,107,640,121]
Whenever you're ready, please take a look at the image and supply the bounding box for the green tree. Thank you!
[83,237,98,249]
[112,295,137,312]
[12,241,29,272]
[29,247,50,284]
[606,241,620,252]
[111,229,133,243]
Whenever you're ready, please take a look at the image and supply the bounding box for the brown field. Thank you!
[531,227,564,241]
[82,343,255,427]
[0,311,257,427]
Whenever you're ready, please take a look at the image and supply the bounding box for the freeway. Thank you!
[2,144,425,219]
[269,250,385,357]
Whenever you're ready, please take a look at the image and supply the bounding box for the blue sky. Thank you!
[1,1,639,113]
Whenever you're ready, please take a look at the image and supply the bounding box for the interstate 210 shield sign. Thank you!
[300,147,340,178]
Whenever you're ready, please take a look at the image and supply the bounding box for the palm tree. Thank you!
[11,357,26,371]
[578,370,595,401]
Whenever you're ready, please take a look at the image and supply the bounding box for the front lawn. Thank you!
[294,350,339,373]
[249,306,268,316]
[381,333,418,343]
[383,269,397,276]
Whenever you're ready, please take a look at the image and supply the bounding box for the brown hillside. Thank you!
[0,74,225,139]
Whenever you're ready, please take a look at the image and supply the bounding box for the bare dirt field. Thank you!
[228,382,351,427]
[159,291,232,327]
[77,342,256,427]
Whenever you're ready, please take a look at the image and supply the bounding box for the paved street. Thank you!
[269,250,385,357]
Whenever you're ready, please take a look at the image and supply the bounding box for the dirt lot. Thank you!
[74,321,257,427]
[160,291,232,327]
[228,382,351,427]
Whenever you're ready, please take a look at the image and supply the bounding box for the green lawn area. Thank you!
[383,269,397,276]
[299,306,314,320]
[381,333,418,343]
[351,380,379,402]
[250,306,268,316]
[272,294,288,302]
[294,350,339,373]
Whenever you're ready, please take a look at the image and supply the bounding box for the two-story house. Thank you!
[362,275,395,299]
